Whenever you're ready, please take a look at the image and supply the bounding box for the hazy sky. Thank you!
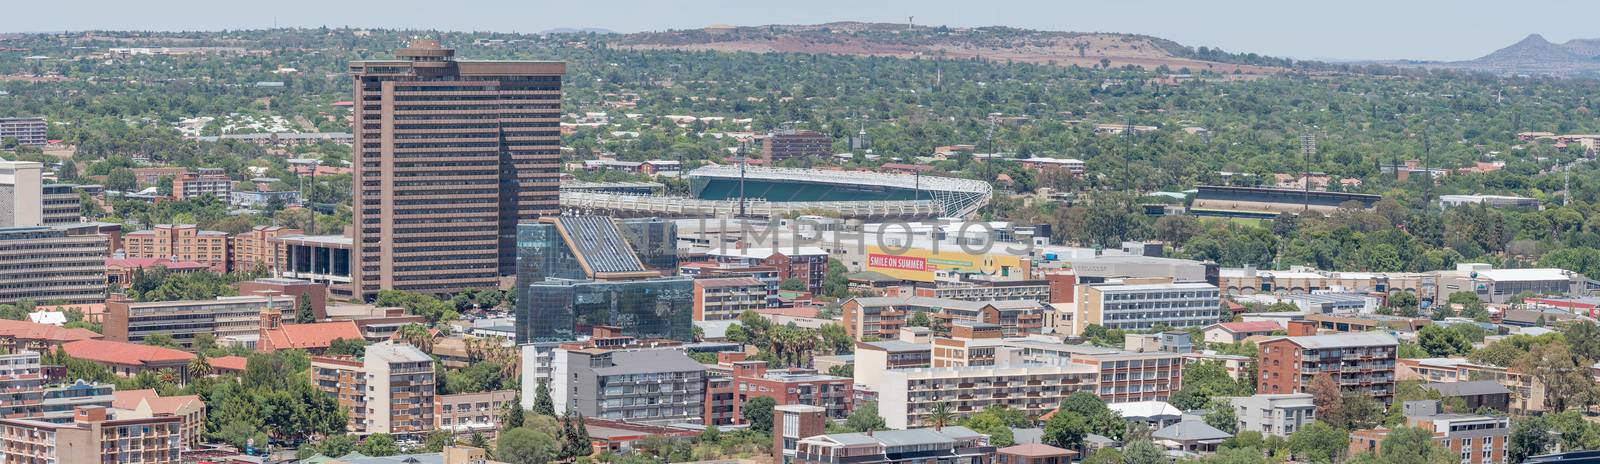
[6,0,1594,61]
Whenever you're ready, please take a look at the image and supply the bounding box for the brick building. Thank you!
[728,361,853,422]
[172,168,232,200]
[122,224,231,273]
[1259,332,1399,405]
[0,406,182,463]
[232,225,300,272]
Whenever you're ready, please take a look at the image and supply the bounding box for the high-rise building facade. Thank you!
[171,168,231,200]
[350,40,565,300]
[311,342,436,436]
[40,184,80,225]
[0,161,42,228]
[0,226,107,305]
[0,117,47,147]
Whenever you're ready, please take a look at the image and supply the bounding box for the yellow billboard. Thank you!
[864,246,1030,282]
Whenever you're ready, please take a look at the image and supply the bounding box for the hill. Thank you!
[611,22,1292,74]
[1432,34,1600,76]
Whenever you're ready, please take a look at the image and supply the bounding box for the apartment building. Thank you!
[111,389,206,450]
[232,225,300,272]
[172,167,231,200]
[104,294,293,348]
[729,361,852,422]
[1259,333,1399,404]
[708,247,829,295]
[793,427,993,464]
[0,320,102,355]
[853,340,932,394]
[542,330,707,424]
[879,364,1098,429]
[0,406,182,464]
[0,117,47,146]
[350,40,566,299]
[680,262,782,305]
[1231,393,1315,437]
[311,342,437,436]
[843,295,1045,341]
[0,225,108,305]
[0,352,116,423]
[931,322,1005,368]
[436,389,517,438]
[1398,357,1545,414]
[1074,279,1221,336]
[910,279,1052,302]
[123,224,231,273]
[1001,340,1185,403]
[1350,400,1508,464]
[774,404,827,463]
[694,277,769,321]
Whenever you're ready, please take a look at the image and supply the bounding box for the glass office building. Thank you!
[617,218,678,274]
[519,277,694,343]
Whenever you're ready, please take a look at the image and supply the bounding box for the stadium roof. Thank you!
[688,166,992,217]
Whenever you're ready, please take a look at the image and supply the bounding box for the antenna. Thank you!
[1301,125,1315,212]
[984,115,998,182]
[1123,117,1134,191]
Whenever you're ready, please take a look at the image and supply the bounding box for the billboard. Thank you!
[864,246,1030,282]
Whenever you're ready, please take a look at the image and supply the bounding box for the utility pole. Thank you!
[738,140,748,218]
[1422,124,1433,210]
[1123,117,1134,192]
[1301,125,1316,213]
[984,115,997,184]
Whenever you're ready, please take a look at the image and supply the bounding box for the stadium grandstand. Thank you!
[558,166,991,219]
[1190,185,1381,218]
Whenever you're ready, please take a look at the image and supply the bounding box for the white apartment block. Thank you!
[1075,280,1221,335]
[1231,393,1316,437]
[878,364,1098,429]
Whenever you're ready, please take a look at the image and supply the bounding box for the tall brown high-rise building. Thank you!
[349,39,565,300]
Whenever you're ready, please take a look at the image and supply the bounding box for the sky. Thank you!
[6,0,1597,61]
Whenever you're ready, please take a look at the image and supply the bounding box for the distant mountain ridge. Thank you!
[541,27,616,35]
[1437,34,1600,76]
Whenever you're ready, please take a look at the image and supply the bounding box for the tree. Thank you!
[1081,448,1124,464]
[1387,292,1419,315]
[1517,339,1598,412]
[356,434,400,457]
[1509,415,1553,464]
[1288,422,1348,464]
[927,402,954,430]
[1310,373,1345,428]
[845,401,887,433]
[143,334,178,348]
[533,380,556,417]
[1042,413,1090,451]
[779,278,807,292]
[1204,403,1238,434]
[1123,439,1165,464]
[397,323,434,352]
[295,292,315,323]
[1056,391,1125,439]
[325,338,368,357]
[1371,426,1457,464]
[742,396,776,433]
[106,167,137,192]
[1416,325,1472,357]
[1173,361,1244,410]
[497,427,561,464]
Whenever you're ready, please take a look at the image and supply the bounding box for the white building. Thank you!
[1075,279,1221,335]
[1231,394,1316,437]
[878,364,1098,429]
[0,161,42,227]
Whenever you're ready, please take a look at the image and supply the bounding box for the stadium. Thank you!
[559,166,993,219]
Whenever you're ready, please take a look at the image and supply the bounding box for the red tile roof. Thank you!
[0,319,103,342]
[111,389,203,415]
[61,339,193,366]
[209,356,248,373]
[1214,321,1283,333]
[261,321,362,351]
[998,443,1072,457]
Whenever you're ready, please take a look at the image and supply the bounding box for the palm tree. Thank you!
[398,323,433,352]
[928,402,954,430]
[188,352,212,378]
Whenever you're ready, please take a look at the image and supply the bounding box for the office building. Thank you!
[104,294,292,348]
[269,233,354,299]
[123,224,231,273]
[759,129,834,162]
[0,406,182,464]
[853,340,932,394]
[694,277,769,321]
[1259,333,1399,404]
[515,216,693,343]
[232,225,300,272]
[0,117,47,146]
[111,389,206,449]
[40,184,79,225]
[878,364,1098,429]
[793,427,993,464]
[172,167,232,200]
[350,40,565,299]
[1073,278,1221,335]
[729,361,852,422]
[0,161,42,228]
[311,342,436,436]
[542,330,707,424]
[1230,393,1315,437]
[842,296,1046,341]
[0,226,107,305]
[617,217,678,272]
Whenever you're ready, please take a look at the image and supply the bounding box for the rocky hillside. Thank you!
[610,22,1292,74]
[1436,34,1600,76]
